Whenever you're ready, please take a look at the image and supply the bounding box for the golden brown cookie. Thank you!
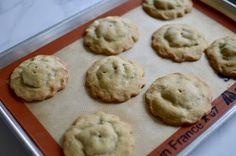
[86,56,145,103]
[205,36,236,78]
[84,16,139,55]
[145,73,212,126]
[152,24,208,62]
[143,0,193,20]
[10,55,69,102]
[63,112,134,156]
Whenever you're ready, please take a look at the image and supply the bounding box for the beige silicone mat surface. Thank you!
[25,6,235,155]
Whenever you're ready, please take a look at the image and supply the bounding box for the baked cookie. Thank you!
[152,24,208,62]
[205,36,236,78]
[84,16,139,55]
[86,56,145,103]
[63,112,134,156]
[145,73,212,126]
[143,0,193,20]
[10,55,69,102]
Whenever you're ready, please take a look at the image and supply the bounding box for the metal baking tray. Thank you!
[201,0,236,21]
[0,0,235,155]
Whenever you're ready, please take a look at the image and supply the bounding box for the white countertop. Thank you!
[0,0,236,156]
[0,0,101,53]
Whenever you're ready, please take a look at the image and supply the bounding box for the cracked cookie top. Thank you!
[10,55,69,102]
[84,16,139,55]
[143,0,193,20]
[145,73,212,126]
[205,36,236,78]
[63,112,134,156]
[86,56,145,103]
[152,24,208,62]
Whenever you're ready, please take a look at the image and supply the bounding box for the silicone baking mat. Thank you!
[0,1,235,156]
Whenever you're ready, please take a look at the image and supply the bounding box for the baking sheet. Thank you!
[24,6,235,155]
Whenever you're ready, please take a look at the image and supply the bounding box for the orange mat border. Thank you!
[0,0,235,156]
